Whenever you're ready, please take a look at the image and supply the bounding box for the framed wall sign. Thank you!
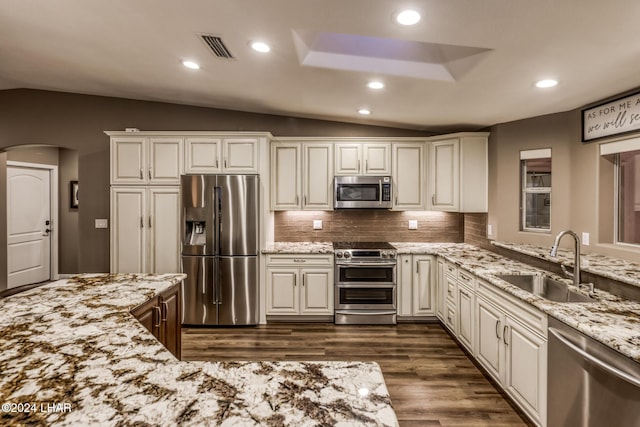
[70,181,79,209]
[582,91,640,142]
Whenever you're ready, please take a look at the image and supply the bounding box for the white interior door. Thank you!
[7,166,51,288]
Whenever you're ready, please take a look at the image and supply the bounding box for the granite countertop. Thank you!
[263,241,334,254]
[492,241,640,289]
[391,242,640,364]
[0,274,397,426]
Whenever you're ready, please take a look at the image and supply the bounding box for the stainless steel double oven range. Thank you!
[333,242,397,325]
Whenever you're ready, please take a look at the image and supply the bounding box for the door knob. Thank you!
[42,229,51,236]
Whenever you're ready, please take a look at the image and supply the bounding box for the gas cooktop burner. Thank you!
[332,242,396,250]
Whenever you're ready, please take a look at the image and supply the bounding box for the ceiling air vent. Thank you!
[199,34,234,59]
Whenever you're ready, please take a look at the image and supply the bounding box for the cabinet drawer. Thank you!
[444,301,457,332]
[446,276,457,304]
[458,269,475,289]
[266,255,333,266]
[445,262,457,278]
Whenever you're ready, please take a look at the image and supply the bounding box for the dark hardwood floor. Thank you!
[182,323,531,426]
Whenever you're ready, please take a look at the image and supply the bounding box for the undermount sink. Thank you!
[496,274,594,303]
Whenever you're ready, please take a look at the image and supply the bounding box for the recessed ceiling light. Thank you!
[358,108,371,115]
[251,41,271,53]
[535,79,558,88]
[181,60,200,70]
[396,10,421,26]
[367,81,385,90]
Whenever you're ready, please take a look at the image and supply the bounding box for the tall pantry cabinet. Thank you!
[109,135,182,273]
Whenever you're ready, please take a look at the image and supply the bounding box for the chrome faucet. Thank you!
[549,230,582,288]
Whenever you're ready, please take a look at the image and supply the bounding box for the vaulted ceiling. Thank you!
[1,0,639,131]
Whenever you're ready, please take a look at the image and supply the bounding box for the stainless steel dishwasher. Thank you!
[548,318,640,427]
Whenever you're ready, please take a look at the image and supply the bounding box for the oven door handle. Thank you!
[335,310,397,316]
[336,283,396,288]
[335,261,397,267]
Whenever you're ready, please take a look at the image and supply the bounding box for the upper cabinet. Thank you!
[335,142,391,175]
[271,141,333,210]
[392,142,426,210]
[184,136,259,174]
[108,132,266,184]
[428,133,489,213]
[111,136,182,185]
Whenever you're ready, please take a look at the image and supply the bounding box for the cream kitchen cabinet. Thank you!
[398,255,436,318]
[428,133,489,212]
[270,141,333,210]
[184,136,259,174]
[334,142,391,175]
[110,136,183,185]
[110,187,180,274]
[476,279,547,426]
[265,255,334,318]
[392,142,426,210]
[456,271,476,353]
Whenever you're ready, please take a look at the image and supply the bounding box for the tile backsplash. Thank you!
[274,210,466,242]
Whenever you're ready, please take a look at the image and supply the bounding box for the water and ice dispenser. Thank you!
[185,220,206,246]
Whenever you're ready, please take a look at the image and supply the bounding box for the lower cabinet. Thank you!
[436,258,547,427]
[398,255,436,318]
[265,255,333,320]
[111,186,180,274]
[131,282,182,359]
[476,280,548,427]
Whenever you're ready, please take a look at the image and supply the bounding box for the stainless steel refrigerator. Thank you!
[180,174,259,325]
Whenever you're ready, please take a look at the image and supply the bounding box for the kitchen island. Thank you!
[0,274,397,426]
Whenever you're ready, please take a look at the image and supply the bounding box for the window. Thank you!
[616,149,640,245]
[520,149,551,232]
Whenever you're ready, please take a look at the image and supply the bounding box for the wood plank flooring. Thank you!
[182,323,532,426]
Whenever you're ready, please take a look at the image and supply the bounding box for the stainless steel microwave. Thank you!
[334,176,392,209]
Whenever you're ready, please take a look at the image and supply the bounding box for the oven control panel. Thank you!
[334,250,396,259]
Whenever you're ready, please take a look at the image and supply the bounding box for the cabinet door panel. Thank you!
[505,318,546,423]
[149,137,182,184]
[267,269,299,314]
[363,143,391,175]
[160,284,182,359]
[413,256,434,316]
[304,143,333,210]
[148,188,180,273]
[224,138,258,172]
[476,297,503,382]
[111,188,146,273]
[335,144,361,175]
[111,137,146,184]
[457,285,475,353]
[185,137,221,173]
[431,139,459,211]
[300,269,333,314]
[393,143,425,209]
[271,143,301,209]
[397,255,413,316]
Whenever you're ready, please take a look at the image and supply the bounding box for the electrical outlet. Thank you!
[313,220,323,230]
[408,220,418,230]
[487,224,493,236]
[582,232,590,246]
[95,219,109,229]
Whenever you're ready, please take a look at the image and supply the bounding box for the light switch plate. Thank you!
[487,224,493,236]
[313,219,323,230]
[95,219,109,229]
[582,232,590,245]
[408,220,418,230]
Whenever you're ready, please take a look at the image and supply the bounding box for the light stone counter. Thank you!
[391,242,640,364]
[492,241,640,289]
[262,241,334,254]
[0,274,397,426]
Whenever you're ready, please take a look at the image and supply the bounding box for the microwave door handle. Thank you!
[379,179,382,205]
